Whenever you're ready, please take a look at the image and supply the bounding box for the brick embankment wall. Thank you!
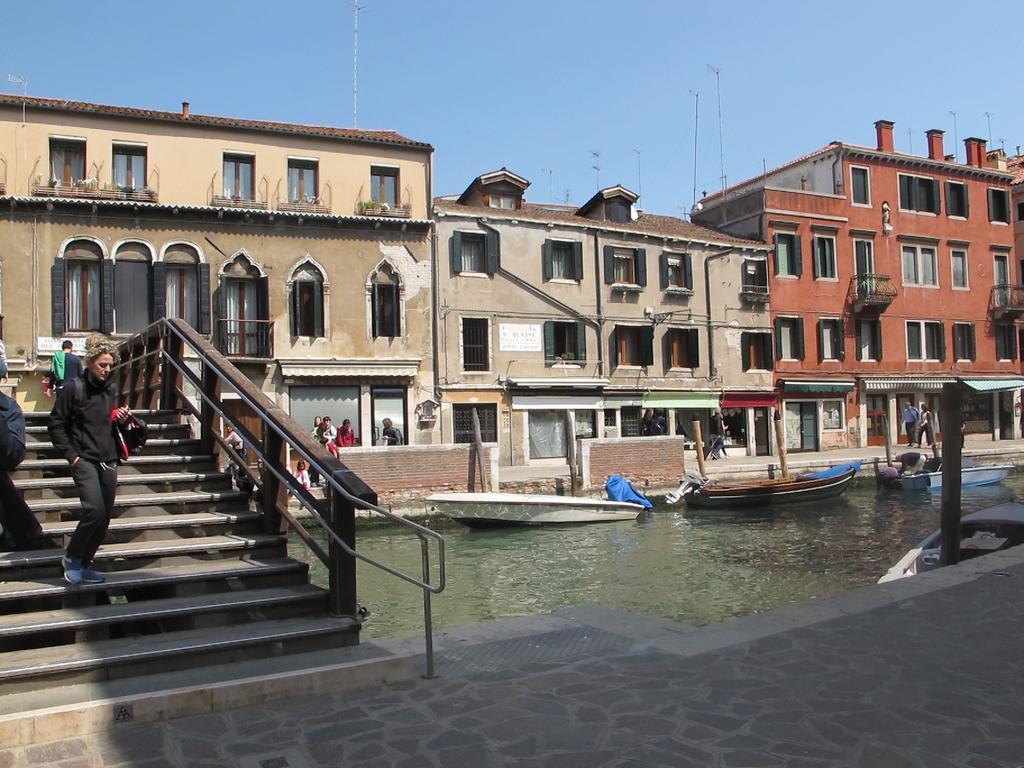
[580,436,686,491]
[337,443,497,508]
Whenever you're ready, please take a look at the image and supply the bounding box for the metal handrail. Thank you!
[114,319,445,677]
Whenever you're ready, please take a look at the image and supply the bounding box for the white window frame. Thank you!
[821,399,845,431]
[897,172,940,216]
[773,230,799,278]
[993,252,1011,286]
[612,247,639,286]
[988,187,1010,225]
[906,320,943,362]
[853,238,874,275]
[950,248,969,290]
[946,180,969,219]
[820,317,843,361]
[777,316,800,360]
[952,322,975,362]
[459,315,492,374]
[849,165,871,207]
[812,234,838,281]
[901,244,939,288]
[858,319,879,362]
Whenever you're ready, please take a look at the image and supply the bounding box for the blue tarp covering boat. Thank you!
[605,475,654,509]
[798,461,862,481]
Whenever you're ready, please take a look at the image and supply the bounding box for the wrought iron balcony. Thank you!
[210,194,268,210]
[32,182,158,203]
[849,274,897,311]
[355,201,412,218]
[990,285,1024,318]
[278,197,329,214]
[216,319,274,359]
[740,282,770,303]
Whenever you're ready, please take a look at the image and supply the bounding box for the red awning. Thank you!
[721,392,777,409]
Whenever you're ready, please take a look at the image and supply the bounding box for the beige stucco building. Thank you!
[0,94,437,445]
[433,170,774,466]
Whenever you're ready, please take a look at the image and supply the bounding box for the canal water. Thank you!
[291,472,1024,639]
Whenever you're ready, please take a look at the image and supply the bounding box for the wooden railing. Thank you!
[210,194,268,210]
[114,319,446,676]
[216,319,274,358]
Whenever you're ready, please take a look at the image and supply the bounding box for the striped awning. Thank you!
[960,378,1024,393]
[862,377,955,392]
[641,391,720,409]
[782,380,856,394]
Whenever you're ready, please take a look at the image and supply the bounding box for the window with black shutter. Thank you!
[113,242,153,334]
[290,263,326,338]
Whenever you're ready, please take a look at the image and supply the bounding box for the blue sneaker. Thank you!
[80,566,106,584]
[62,557,83,586]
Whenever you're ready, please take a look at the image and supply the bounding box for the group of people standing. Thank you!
[901,402,936,448]
[293,415,402,489]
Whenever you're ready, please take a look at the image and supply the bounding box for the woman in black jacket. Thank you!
[48,336,130,585]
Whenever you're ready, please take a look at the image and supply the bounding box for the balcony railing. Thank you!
[210,194,268,210]
[355,201,412,218]
[740,282,770,303]
[849,274,897,310]
[0,181,5,195]
[32,182,158,203]
[991,285,1024,317]
[279,197,329,214]
[216,319,274,359]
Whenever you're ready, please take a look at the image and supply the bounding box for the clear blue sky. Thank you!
[2,0,1018,216]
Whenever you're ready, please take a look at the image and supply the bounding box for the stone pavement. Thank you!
[7,545,1024,767]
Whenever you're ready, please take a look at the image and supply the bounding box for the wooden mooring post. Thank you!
[773,409,789,478]
[881,413,893,467]
[939,383,964,566]
[692,420,706,477]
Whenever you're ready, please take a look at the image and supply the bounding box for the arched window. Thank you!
[370,263,401,339]
[159,243,210,333]
[114,241,153,334]
[53,239,107,334]
[289,261,325,338]
[218,252,269,357]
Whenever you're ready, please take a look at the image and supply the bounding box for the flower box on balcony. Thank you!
[356,200,412,218]
[279,199,329,214]
[665,287,694,297]
[610,283,643,294]
[211,195,268,210]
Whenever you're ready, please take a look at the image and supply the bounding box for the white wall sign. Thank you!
[499,323,542,352]
[37,337,87,353]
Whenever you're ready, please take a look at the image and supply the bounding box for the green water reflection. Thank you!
[291,473,1023,639]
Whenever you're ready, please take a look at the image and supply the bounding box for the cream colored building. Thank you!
[0,94,436,445]
[434,170,774,466]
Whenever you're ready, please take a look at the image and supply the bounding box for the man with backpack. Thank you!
[0,389,43,550]
[52,340,84,393]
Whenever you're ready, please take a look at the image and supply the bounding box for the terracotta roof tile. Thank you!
[1008,155,1024,185]
[434,198,767,249]
[0,94,431,150]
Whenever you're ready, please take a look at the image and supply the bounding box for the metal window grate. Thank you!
[453,404,498,443]
[463,318,489,371]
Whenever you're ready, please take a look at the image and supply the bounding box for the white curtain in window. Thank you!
[67,261,100,330]
[461,238,482,272]
[166,268,198,326]
[528,410,567,459]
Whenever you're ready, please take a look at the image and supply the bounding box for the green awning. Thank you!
[783,380,855,394]
[960,378,1024,393]
[641,391,720,409]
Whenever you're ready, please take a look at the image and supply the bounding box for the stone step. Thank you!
[25,438,202,458]
[15,470,230,493]
[39,510,263,540]
[24,409,186,426]
[0,616,358,692]
[27,488,250,516]
[0,557,310,604]
[11,454,217,478]
[0,584,327,640]
[25,422,192,441]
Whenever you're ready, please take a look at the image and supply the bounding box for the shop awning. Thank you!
[782,380,856,394]
[280,361,420,379]
[511,394,604,411]
[862,377,955,391]
[721,391,777,408]
[641,391,720,409]
[960,378,1024,393]
[507,377,609,389]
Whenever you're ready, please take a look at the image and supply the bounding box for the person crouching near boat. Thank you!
[48,335,131,585]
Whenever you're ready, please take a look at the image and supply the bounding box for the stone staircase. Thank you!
[0,408,360,707]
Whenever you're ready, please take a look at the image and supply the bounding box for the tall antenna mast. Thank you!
[984,111,993,144]
[948,110,959,161]
[689,89,699,211]
[708,65,726,191]
[7,74,27,125]
[633,148,642,200]
[589,149,601,190]
[541,168,553,200]
[352,2,367,128]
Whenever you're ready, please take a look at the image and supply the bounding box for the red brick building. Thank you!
[694,120,1022,451]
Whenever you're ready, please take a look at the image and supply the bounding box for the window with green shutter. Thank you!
[544,321,582,363]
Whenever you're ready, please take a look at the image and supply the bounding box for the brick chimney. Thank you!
[182,101,190,119]
[964,137,986,167]
[875,120,895,153]
[925,129,944,161]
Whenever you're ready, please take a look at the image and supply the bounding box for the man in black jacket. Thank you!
[48,336,130,585]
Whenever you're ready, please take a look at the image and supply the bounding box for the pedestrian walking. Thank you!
[709,408,728,458]
[901,402,920,446]
[47,335,130,585]
[917,403,935,448]
[381,418,403,446]
[308,416,322,486]
[52,340,84,393]
[0,388,43,550]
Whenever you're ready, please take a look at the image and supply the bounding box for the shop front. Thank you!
[720,391,778,456]
[780,380,856,452]
[510,385,605,465]
[639,391,720,448]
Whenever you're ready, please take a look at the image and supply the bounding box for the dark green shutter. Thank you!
[792,235,803,277]
[216,283,227,348]
[290,285,299,336]
[575,321,587,362]
[795,317,805,361]
[774,318,783,360]
[817,320,825,362]
[603,245,615,283]
[688,328,700,368]
[765,334,774,370]
[855,321,863,361]
[1011,326,1019,360]
[968,325,976,360]
[542,240,552,281]
[873,320,883,361]
[930,179,940,214]
[683,254,693,289]
[812,239,821,278]
[101,259,115,333]
[635,248,647,287]
[314,283,325,337]
[450,232,463,275]
[741,332,750,371]
[836,321,846,361]
[611,327,619,366]
[543,321,555,362]
[572,241,583,280]
[52,259,67,335]
[659,252,669,289]
[640,327,654,366]
[484,230,499,274]
[152,261,166,322]
[772,235,781,275]
[938,323,946,362]
[197,263,211,335]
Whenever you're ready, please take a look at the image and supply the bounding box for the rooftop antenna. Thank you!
[707,64,726,191]
[541,168,553,200]
[948,110,959,162]
[589,149,601,190]
[7,74,27,125]
[352,2,367,128]
[907,127,913,155]
[563,188,571,204]
[984,111,993,144]
[633,148,642,201]
[689,89,699,211]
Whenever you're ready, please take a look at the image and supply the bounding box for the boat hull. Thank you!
[427,492,645,527]
[684,468,857,509]
[900,465,1012,492]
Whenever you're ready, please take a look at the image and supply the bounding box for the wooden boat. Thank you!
[665,461,861,509]
[427,492,646,527]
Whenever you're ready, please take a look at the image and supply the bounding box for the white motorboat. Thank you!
[427,492,646,527]
[898,464,1013,491]
[879,501,1024,583]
